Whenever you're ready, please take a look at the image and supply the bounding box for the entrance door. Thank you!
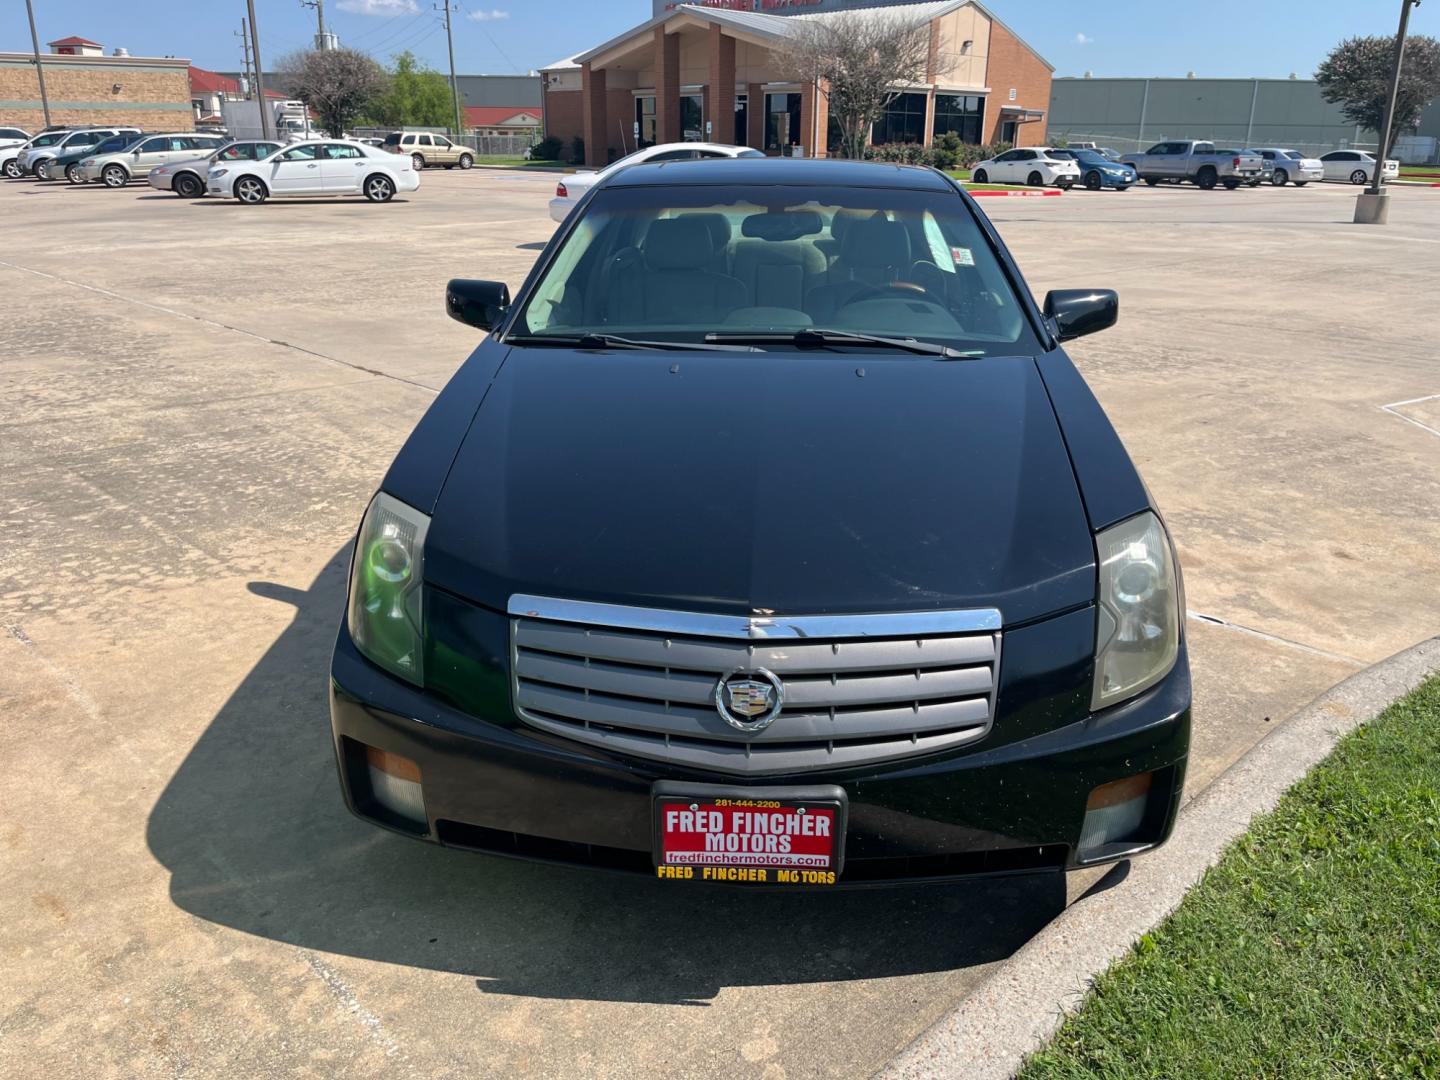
[1001,120,1018,144]
[734,94,748,148]
[766,92,801,155]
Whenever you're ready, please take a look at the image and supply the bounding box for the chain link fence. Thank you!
[348,128,539,158]
[1051,131,1382,158]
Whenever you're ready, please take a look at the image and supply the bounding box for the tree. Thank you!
[279,47,388,137]
[372,51,455,129]
[1316,34,1440,157]
[778,10,934,160]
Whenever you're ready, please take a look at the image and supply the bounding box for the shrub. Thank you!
[569,135,585,164]
[864,139,1014,171]
[530,135,563,161]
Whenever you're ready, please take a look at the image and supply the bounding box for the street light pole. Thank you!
[1356,0,1421,223]
[24,0,52,128]
[1367,0,1419,195]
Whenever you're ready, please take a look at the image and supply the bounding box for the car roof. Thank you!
[605,157,955,191]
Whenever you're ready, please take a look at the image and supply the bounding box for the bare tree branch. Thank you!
[778,11,933,159]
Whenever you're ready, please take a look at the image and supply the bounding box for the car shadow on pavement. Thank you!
[146,549,1066,1006]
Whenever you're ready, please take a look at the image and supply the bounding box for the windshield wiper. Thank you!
[506,333,752,352]
[704,328,980,359]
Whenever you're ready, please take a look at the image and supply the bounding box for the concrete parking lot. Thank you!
[2,169,1437,1079]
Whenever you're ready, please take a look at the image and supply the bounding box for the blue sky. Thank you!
[5,0,1439,78]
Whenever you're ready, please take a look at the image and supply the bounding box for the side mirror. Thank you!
[1043,289,1118,342]
[446,279,510,332]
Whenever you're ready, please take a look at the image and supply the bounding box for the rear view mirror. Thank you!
[1044,289,1118,342]
[446,279,510,331]
[741,210,823,242]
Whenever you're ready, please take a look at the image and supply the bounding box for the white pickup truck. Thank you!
[1120,140,1264,190]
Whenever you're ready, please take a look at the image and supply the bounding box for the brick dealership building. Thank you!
[0,36,192,133]
[541,0,1052,167]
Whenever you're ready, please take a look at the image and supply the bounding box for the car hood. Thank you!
[423,349,1096,624]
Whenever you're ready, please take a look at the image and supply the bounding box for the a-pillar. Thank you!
[800,79,830,158]
[656,27,680,144]
[582,62,607,167]
[708,25,736,145]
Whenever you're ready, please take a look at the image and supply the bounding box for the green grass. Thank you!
[1022,676,1440,1079]
[471,156,572,169]
[1400,164,1439,176]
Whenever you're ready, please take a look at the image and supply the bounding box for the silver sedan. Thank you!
[1248,148,1323,186]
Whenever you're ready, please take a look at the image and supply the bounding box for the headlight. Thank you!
[210,168,228,178]
[1092,511,1180,710]
[346,492,430,685]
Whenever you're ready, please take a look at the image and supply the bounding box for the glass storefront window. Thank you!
[872,92,927,146]
[766,92,801,154]
[681,94,703,142]
[934,94,984,144]
[635,96,657,148]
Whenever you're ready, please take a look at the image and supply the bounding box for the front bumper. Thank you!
[330,615,1192,886]
[148,171,174,191]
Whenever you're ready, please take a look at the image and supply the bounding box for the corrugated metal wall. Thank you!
[1048,77,1371,155]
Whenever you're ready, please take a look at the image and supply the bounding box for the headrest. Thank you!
[829,209,872,245]
[841,216,911,268]
[643,217,715,270]
[681,213,732,253]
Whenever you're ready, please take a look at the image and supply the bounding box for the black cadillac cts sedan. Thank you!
[330,158,1190,887]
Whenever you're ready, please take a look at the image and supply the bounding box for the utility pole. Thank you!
[237,19,254,98]
[437,2,463,139]
[246,0,273,140]
[1355,0,1420,223]
[300,0,334,50]
[24,0,52,128]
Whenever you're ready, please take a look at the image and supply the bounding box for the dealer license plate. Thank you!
[651,781,846,886]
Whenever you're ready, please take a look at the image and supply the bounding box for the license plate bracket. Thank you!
[651,780,847,886]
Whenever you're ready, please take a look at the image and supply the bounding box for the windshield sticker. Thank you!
[951,247,975,267]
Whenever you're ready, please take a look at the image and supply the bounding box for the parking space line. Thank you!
[0,259,441,396]
[1380,394,1440,439]
[1186,610,1364,667]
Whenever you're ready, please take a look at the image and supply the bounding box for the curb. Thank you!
[877,635,1440,1080]
[964,189,1064,198]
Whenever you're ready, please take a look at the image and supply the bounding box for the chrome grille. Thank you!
[509,595,1002,776]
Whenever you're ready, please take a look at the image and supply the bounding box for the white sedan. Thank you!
[970,148,1081,188]
[208,139,419,204]
[549,142,764,223]
[1317,150,1400,185]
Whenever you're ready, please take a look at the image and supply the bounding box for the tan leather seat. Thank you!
[730,239,828,312]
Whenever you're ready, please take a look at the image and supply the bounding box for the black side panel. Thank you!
[381,338,512,514]
[1034,349,1150,531]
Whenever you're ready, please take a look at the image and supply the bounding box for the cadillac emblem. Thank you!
[715,668,784,733]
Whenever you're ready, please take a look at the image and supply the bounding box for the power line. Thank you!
[367,13,434,55]
[456,0,523,73]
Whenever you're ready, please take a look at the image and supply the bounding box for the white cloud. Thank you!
[336,0,419,14]
[467,8,509,20]
[1075,32,1093,44]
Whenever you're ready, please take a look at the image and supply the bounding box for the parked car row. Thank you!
[2,127,420,205]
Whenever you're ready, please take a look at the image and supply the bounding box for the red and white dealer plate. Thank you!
[651,784,846,886]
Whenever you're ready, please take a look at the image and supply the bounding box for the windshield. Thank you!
[382,133,402,147]
[93,136,132,154]
[512,183,1039,356]
[1072,150,1110,164]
